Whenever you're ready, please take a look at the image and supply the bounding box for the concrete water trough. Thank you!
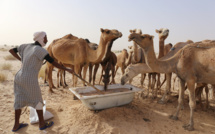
[69,84,142,110]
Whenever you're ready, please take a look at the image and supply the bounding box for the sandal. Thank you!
[12,123,28,132]
[40,121,54,130]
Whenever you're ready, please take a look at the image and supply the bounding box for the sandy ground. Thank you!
[1,46,215,134]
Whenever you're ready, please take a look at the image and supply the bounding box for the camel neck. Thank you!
[158,39,165,59]
[88,36,109,63]
[143,40,177,74]
[133,42,140,62]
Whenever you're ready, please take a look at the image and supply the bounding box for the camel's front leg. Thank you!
[170,78,185,120]
[156,73,161,95]
[82,64,88,86]
[111,65,116,84]
[183,80,196,131]
[93,64,99,85]
[158,73,172,104]
[151,73,157,99]
[140,73,146,88]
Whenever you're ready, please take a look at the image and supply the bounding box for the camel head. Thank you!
[129,29,142,34]
[128,33,154,50]
[121,65,136,85]
[128,46,134,53]
[100,28,122,42]
[155,28,169,40]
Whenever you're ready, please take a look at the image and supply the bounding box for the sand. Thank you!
[1,46,215,134]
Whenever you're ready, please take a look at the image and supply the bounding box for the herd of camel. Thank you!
[43,28,215,131]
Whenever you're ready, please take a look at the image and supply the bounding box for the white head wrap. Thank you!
[33,31,47,47]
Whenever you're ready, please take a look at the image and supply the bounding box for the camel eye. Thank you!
[106,30,110,34]
[141,36,145,39]
[126,74,128,77]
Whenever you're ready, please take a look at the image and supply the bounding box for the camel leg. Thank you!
[89,63,93,83]
[57,69,60,88]
[44,67,48,84]
[60,70,67,88]
[99,69,104,85]
[172,75,178,91]
[158,73,172,104]
[115,66,119,77]
[63,70,68,87]
[140,73,145,88]
[93,64,99,85]
[111,65,116,84]
[156,73,161,95]
[121,65,125,75]
[170,78,185,120]
[74,65,80,87]
[205,85,209,109]
[146,74,151,98]
[183,80,196,131]
[82,64,88,86]
[151,73,157,99]
[47,63,55,93]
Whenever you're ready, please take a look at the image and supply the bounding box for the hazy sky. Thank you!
[0,0,215,52]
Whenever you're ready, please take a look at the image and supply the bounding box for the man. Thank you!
[9,31,74,132]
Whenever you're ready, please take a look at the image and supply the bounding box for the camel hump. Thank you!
[62,34,79,40]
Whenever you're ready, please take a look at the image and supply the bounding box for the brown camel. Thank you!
[47,29,122,92]
[128,32,215,131]
[115,49,133,75]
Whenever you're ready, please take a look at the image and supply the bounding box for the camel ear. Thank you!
[150,36,154,40]
[101,28,104,33]
[155,29,160,33]
[129,30,133,33]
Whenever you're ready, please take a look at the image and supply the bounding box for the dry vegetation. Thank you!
[4,55,17,60]
[38,64,47,80]
[0,73,6,83]
[0,48,8,52]
[0,63,12,70]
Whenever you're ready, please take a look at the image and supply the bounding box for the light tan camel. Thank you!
[148,28,169,98]
[128,29,146,87]
[115,49,133,75]
[164,43,173,55]
[47,29,122,92]
[121,40,193,103]
[128,32,215,131]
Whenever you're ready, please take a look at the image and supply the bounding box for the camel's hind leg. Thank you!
[156,73,161,95]
[47,63,55,93]
[183,79,196,131]
[158,73,172,104]
[170,78,185,120]
[151,73,157,99]
[140,73,146,88]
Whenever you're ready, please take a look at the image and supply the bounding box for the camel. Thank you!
[127,29,146,87]
[148,28,169,98]
[46,28,122,92]
[45,38,98,88]
[121,40,193,101]
[89,38,118,85]
[128,32,215,131]
[115,49,133,75]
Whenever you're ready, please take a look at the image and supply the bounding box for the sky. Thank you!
[0,0,215,52]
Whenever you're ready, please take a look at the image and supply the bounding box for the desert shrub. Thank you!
[4,55,16,60]
[1,63,12,70]
[0,73,6,83]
